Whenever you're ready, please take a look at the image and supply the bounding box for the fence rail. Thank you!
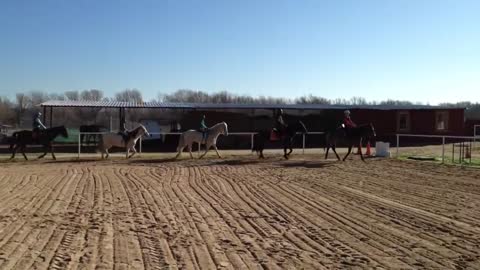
[77,131,325,158]
[396,133,479,164]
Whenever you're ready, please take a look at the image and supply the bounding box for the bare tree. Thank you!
[15,93,31,125]
[0,97,15,125]
[30,91,47,106]
[65,90,80,101]
[81,89,104,101]
[349,96,368,105]
[115,89,143,103]
[296,94,331,105]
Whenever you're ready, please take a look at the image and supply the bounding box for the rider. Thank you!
[343,110,357,129]
[118,118,129,144]
[32,112,47,142]
[274,108,287,136]
[342,110,357,138]
[200,115,208,143]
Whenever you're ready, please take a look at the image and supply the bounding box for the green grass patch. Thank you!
[397,154,480,167]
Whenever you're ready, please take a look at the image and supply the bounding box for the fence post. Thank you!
[442,137,445,164]
[78,133,81,159]
[250,133,254,151]
[396,134,399,158]
[302,133,306,154]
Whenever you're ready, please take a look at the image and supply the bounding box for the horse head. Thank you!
[297,120,308,134]
[138,124,151,138]
[369,123,376,137]
[59,126,69,138]
[222,122,229,136]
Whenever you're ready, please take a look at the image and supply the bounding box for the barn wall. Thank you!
[171,108,465,135]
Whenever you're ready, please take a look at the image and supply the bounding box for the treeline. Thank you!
[1,88,479,128]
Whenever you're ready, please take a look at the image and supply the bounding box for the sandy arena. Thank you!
[0,154,480,269]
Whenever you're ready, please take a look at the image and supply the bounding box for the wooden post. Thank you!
[302,133,306,154]
[396,134,399,158]
[78,133,81,159]
[50,106,53,127]
[441,137,445,164]
[251,133,254,151]
[43,106,47,124]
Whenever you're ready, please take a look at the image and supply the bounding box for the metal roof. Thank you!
[40,100,464,111]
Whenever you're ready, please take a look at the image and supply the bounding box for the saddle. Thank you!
[118,131,132,144]
[32,130,42,143]
[199,129,209,143]
[270,129,284,141]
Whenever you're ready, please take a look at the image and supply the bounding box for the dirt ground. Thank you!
[1,153,480,269]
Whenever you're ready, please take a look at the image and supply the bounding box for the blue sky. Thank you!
[0,0,479,104]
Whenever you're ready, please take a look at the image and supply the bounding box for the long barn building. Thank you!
[39,101,466,150]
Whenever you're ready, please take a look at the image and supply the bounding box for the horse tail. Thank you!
[252,132,263,153]
[324,132,330,152]
[177,133,185,152]
[96,134,104,153]
[9,132,19,150]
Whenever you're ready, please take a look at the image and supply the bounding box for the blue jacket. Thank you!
[200,119,207,130]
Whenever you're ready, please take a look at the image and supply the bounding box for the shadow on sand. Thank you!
[278,160,335,169]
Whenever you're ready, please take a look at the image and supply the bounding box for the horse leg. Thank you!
[325,145,330,159]
[332,145,341,161]
[21,146,28,160]
[343,145,352,161]
[129,146,137,158]
[283,144,288,159]
[126,147,130,159]
[199,143,211,159]
[213,145,222,158]
[188,144,194,159]
[102,146,110,159]
[38,144,47,159]
[50,143,56,160]
[358,139,365,162]
[10,144,19,159]
[175,145,184,159]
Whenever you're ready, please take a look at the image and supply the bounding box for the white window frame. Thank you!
[397,111,411,132]
[435,111,449,131]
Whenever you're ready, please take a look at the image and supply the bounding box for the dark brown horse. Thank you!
[9,126,69,160]
[325,123,376,162]
[252,120,308,159]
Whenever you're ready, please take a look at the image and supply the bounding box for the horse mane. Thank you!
[128,124,146,138]
[208,122,227,130]
[211,121,226,126]
[356,123,374,129]
[47,126,66,131]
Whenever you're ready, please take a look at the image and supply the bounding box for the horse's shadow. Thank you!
[211,159,261,166]
[44,158,99,164]
[278,160,334,169]
[128,158,179,164]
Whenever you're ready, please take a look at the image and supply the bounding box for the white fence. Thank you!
[396,134,479,164]
[475,124,480,139]
[77,131,325,158]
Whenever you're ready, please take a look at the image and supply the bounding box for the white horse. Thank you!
[98,124,150,159]
[175,122,228,159]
